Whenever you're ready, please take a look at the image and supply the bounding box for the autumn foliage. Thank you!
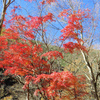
[59,9,90,53]
[25,71,87,100]
[0,0,90,99]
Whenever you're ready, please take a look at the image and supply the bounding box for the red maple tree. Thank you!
[0,0,90,100]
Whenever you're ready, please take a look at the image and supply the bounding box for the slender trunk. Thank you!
[27,85,30,100]
[0,0,15,34]
[81,50,99,100]
[0,0,6,34]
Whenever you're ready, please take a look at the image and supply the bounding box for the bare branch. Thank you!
[0,0,15,35]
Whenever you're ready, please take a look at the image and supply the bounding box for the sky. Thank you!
[0,0,97,17]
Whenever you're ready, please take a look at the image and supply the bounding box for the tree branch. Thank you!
[0,0,15,35]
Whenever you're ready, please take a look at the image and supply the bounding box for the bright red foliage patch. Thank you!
[59,9,90,53]
[1,41,50,76]
[41,51,63,60]
[43,13,54,22]
[41,0,57,5]
[25,0,57,4]
[24,71,87,99]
